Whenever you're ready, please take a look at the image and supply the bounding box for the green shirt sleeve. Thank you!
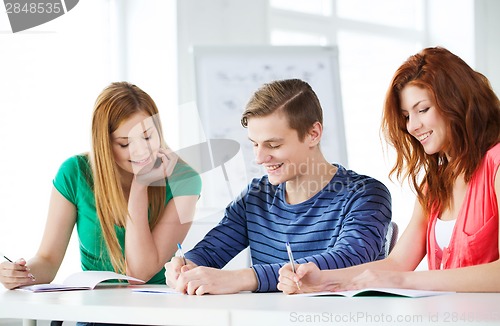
[167,160,202,199]
[53,155,93,205]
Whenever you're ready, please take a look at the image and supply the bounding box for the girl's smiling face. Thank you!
[111,112,161,175]
[400,85,448,156]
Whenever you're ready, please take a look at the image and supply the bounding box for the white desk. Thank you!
[1,285,500,326]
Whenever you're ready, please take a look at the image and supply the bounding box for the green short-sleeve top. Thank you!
[52,154,202,284]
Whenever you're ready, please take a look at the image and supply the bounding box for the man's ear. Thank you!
[307,121,322,147]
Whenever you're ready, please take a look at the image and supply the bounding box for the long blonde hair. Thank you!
[90,82,166,273]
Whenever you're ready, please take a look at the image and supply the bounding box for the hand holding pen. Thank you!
[0,252,35,290]
[164,243,192,289]
[285,242,301,290]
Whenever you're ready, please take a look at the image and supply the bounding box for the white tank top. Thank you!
[435,218,457,249]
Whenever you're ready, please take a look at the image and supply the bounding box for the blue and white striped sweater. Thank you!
[185,164,392,292]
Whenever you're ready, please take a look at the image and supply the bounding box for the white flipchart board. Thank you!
[193,46,347,204]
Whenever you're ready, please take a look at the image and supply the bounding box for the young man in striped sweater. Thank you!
[165,78,392,294]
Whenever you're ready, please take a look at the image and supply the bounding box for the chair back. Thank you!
[385,221,399,257]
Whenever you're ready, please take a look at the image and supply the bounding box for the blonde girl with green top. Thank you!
[0,82,202,289]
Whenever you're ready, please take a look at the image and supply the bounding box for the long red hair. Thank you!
[381,47,500,216]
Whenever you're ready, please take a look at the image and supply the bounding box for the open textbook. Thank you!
[17,271,144,292]
[292,288,454,298]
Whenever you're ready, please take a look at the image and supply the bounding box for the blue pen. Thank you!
[177,243,187,266]
[285,242,301,290]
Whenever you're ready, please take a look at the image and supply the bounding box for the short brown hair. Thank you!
[241,79,323,141]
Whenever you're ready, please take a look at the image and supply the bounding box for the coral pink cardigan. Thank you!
[427,143,500,269]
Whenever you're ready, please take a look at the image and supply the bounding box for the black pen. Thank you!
[285,242,301,290]
[1,252,35,280]
[177,243,187,266]
[1,253,13,262]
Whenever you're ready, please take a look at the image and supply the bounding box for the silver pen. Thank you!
[285,242,301,290]
[177,243,187,266]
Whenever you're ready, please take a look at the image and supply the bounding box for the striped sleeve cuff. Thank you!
[251,264,280,292]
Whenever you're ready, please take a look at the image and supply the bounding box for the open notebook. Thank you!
[17,271,144,292]
[292,288,454,298]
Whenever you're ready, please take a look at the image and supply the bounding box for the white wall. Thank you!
[177,0,269,105]
[0,1,112,281]
[475,0,500,94]
[427,0,475,63]
[112,0,179,146]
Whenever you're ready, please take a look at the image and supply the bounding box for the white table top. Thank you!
[1,285,500,326]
